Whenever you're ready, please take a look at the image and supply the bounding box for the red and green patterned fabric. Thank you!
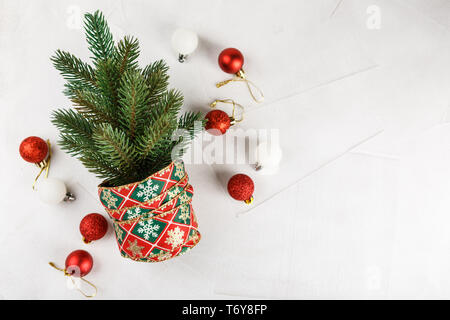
[98,161,200,262]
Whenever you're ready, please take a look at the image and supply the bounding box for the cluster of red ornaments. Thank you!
[206,48,257,204]
[51,214,108,281]
[19,136,107,238]
[204,48,245,136]
[19,137,106,287]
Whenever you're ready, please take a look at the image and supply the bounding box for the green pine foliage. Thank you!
[51,10,203,186]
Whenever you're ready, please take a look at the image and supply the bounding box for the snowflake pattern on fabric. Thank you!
[178,246,191,257]
[127,239,144,258]
[189,230,200,244]
[165,226,185,249]
[102,189,119,209]
[136,180,160,201]
[98,161,200,263]
[137,220,161,240]
[178,205,190,224]
[178,191,190,204]
[150,249,173,262]
[115,224,124,241]
[157,252,172,261]
[174,162,184,178]
[167,188,179,199]
[126,207,141,219]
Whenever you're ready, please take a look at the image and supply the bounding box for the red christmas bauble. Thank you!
[19,136,48,163]
[205,109,231,135]
[227,174,254,202]
[65,250,93,277]
[80,213,108,243]
[218,48,244,74]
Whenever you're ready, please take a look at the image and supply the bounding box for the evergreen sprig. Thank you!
[51,10,203,186]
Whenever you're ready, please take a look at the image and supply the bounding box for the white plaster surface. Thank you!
[1,0,449,299]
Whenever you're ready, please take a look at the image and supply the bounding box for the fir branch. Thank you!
[95,59,121,119]
[115,36,140,75]
[58,134,122,181]
[51,50,97,88]
[178,111,204,137]
[51,111,121,179]
[51,108,94,139]
[71,89,118,126]
[57,134,90,157]
[118,70,149,139]
[78,148,122,181]
[135,89,183,159]
[93,124,138,173]
[172,111,204,155]
[79,156,122,182]
[51,109,95,159]
[63,82,90,100]
[84,10,114,64]
[142,60,169,104]
[152,111,204,170]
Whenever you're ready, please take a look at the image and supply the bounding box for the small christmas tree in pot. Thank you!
[51,11,203,262]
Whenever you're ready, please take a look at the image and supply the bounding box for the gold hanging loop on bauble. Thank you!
[216,69,264,103]
[210,99,245,123]
[48,262,97,298]
[32,139,52,190]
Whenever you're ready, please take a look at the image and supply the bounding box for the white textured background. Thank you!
[1,0,450,299]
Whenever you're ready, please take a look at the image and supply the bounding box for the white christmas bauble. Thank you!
[255,141,283,173]
[37,178,67,204]
[171,28,198,55]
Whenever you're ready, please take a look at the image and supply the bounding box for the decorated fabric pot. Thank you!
[98,161,200,262]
